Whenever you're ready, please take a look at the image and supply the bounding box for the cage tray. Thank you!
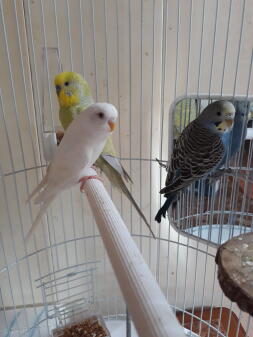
[52,314,111,337]
[215,232,253,316]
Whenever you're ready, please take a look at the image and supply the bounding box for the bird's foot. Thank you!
[210,168,233,180]
[79,175,103,192]
[91,164,100,174]
[156,158,167,169]
[91,164,103,175]
[219,168,233,175]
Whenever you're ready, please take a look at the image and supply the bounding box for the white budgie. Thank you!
[27,103,118,240]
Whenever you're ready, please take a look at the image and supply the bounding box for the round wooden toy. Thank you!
[215,232,253,316]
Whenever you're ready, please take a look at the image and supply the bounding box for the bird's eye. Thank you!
[217,111,221,116]
[98,112,104,119]
[64,81,69,86]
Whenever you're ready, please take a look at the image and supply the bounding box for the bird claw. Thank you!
[218,167,233,175]
[91,164,103,175]
[79,175,103,192]
[91,165,100,174]
[156,158,167,169]
[223,168,233,174]
[210,167,233,180]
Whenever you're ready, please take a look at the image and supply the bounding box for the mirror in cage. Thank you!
[166,96,253,246]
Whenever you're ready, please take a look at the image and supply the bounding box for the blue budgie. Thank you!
[225,100,249,161]
[193,100,249,198]
[155,100,236,223]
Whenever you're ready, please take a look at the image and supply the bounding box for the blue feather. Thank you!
[155,100,236,223]
[194,100,249,197]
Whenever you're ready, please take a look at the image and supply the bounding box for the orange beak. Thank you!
[108,120,116,132]
[226,119,234,127]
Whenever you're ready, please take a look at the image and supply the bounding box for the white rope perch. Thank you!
[83,169,185,337]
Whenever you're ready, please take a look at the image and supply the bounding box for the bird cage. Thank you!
[0,0,253,337]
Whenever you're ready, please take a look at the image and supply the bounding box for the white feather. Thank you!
[42,132,58,162]
[26,103,118,241]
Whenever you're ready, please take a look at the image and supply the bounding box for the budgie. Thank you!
[193,100,249,197]
[54,71,155,238]
[26,103,117,240]
[155,100,236,223]
[225,100,249,162]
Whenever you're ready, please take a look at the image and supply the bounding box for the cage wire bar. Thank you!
[0,0,253,337]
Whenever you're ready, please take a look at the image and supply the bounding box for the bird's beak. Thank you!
[55,85,61,96]
[108,120,116,132]
[226,119,234,127]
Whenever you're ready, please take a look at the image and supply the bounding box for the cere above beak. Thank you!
[108,120,116,132]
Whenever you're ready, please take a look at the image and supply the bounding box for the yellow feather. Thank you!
[54,71,84,87]
[58,90,79,107]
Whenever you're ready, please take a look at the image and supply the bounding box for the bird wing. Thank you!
[101,154,133,183]
[102,136,117,157]
[96,155,155,237]
[99,136,133,183]
[161,120,225,196]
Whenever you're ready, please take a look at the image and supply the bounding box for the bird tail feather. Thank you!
[121,165,133,184]
[26,175,48,203]
[34,178,65,204]
[100,157,155,238]
[119,181,156,238]
[26,194,55,242]
[101,154,133,183]
[155,195,175,223]
[34,184,56,204]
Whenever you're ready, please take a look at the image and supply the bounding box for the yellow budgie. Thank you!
[54,72,155,238]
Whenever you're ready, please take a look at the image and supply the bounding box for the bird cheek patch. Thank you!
[59,91,79,107]
[217,121,230,132]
